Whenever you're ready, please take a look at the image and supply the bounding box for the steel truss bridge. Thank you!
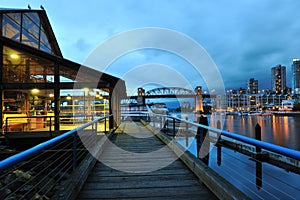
[127,87,213,100]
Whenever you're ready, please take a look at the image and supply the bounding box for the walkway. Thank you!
[77,122,217,199]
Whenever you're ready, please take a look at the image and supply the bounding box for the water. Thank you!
[172,112,300,199]
[176,112,300,151]
[178,138,300,199]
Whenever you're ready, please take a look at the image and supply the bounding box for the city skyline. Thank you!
[1,0,300,92]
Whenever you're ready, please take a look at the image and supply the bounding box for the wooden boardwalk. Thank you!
[77,122,217,200]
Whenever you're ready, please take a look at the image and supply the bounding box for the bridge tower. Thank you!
[195,86,204,113]
[137,87,145,105]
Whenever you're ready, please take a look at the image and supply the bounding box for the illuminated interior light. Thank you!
[10,54,20,59]
[31,88,40,94]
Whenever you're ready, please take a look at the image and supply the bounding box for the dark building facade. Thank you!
[271,64,286,94]
[292,58,300,95]
[0,8,126,134]
[247,78,258,94]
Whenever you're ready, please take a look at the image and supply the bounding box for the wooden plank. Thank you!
[79,186,213,199]
[77,122,217,200]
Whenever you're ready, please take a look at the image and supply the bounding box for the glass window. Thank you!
[2,13,21,41]
[2,12,56,55]
[21,28,39,48]
[22,14,40,39]
[2,46,55,83]
[24,13,40,26]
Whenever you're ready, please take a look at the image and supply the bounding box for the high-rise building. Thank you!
[247,78,258,94]
[271,65,286,94]
[292,59,300,94]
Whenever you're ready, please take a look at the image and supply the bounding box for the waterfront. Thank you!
[179,112,300,151]
[174,113,300,199]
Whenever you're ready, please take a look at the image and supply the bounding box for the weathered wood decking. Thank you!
[77,122,217,200]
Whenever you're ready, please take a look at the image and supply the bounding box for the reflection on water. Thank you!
[179,113,300,151]
[223,115,300,151]
[177,136,300,199]
[176,113,300,199]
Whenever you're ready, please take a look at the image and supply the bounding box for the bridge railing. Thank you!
[149,114,300,199]
[0,115,111,200]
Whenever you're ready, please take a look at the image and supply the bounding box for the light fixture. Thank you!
[31,88,40,95]
[66,94,72,100]
[49,93,54,98]
[10,54,19,59]
[96,91,103,99]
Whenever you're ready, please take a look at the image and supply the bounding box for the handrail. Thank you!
[163,115,300,161]
[0,115,111,172]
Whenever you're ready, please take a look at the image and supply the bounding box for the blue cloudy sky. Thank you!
[2,0,300,93]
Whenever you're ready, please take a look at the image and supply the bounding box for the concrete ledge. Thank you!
[142,121,250,200]
[58,130,114,200]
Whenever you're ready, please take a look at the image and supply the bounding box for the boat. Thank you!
[238,111,249,116]
[149,103,169,115]
[248,111,262,116]
[272,111,300,116]
[261,111,273,116]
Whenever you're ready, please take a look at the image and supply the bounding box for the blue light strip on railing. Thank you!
[168,116,300,161]
[0,116,110,172]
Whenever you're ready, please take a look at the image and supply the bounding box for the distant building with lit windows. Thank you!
[247,78,258,94]
[271,64,286,94]
[292,59,300,94]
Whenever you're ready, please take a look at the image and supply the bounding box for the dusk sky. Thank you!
[2,0,300,93]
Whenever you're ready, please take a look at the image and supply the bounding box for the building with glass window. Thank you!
[0,8,126,135]
[292,58,300,95]
[247,78,258,94]
[271,64,286,94]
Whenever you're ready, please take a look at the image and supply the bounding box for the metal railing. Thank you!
[149,114,300,199]
[0,115,111,200]
[152,114,300,160]
[3,114,110,140]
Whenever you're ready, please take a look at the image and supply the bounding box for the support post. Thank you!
[54,63,60,133]
[104,117,107,133]
[255,123,262,189]
[109,91,114,130]
[255,123,262,154]
[185,117,189,147]
[217,120,222,166]
[172,118,176,137]
[0,44,3,136]
[196,115,209,165]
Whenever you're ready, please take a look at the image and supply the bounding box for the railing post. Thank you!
[255,123,262,154]
[217,120,222,166]
[72,133,77,171]
[91,115,94,130]
[255,123,262,189]
[49,117,53,137]
[185,117,189,147]
[104,117,107,133]
[196,115,209,165]
[5,117,9,145]
[95,120,98,134]
[172,117,176,137]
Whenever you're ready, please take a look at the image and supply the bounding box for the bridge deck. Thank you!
[77,122,217,199]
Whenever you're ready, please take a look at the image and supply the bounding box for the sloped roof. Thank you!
[0,8,127,98]
[0,8,62,57]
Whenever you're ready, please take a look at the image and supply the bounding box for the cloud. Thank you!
[4,0,300,92]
